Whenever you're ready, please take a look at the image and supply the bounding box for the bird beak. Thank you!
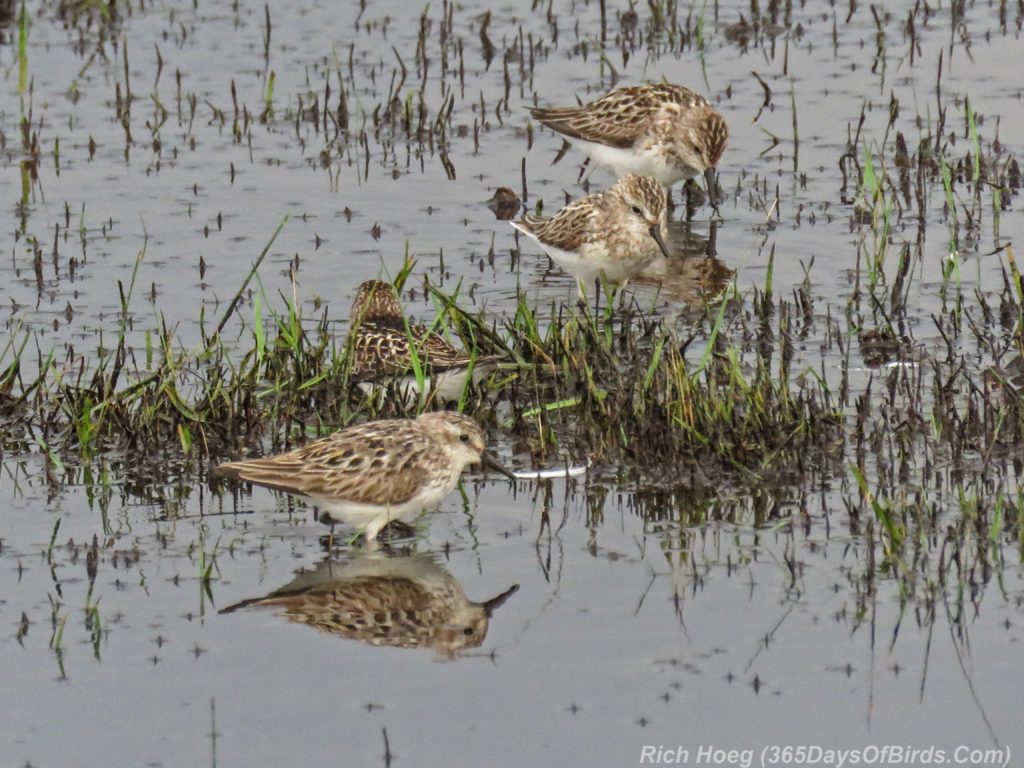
[704,167,722,210]
[481,451,517,481]
[482,584,520,616]
[648,224,672,259]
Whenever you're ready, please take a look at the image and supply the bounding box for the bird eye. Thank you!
[460,433,471,443]
[631,205,643,216]
[463,627,475,636]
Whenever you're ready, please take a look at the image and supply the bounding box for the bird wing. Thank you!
[350,320,474,378]
[529,84,706,148]
[516,199,594,251]
[212,422,431,506]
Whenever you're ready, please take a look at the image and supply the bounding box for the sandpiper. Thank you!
[219,552,519,657]
[211,412,514,540]
[347,280,501,404]
[529,83,728,201]
[510,174,671,293]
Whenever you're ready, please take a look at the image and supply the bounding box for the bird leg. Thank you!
[379,520,417,544]
[704,167,724,221]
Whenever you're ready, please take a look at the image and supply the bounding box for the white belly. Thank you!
[515,227,655,286]
[573,138,691,185]
[538,242,605,284]
[313,474,457,539]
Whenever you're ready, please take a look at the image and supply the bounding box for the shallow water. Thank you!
[2,1,1023,766]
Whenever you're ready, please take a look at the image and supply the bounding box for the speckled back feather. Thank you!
[347,280,496,379]
[350,319,476,377]
[212,415,485,506]
[529,83,709,148]
[517,198,595,251]
[212,421,429,505]
[515,174,667,252]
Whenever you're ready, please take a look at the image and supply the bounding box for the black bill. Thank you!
[648,224,672,259]
[482,584,520,616]
[481,451,517,481]
[704,167,722,210]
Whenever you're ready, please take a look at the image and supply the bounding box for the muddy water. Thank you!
[2,1,1023,766]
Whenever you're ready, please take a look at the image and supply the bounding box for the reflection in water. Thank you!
[857,327,914,367]
[486,187,522,221]
[631,221,734,307]
[220,551,519,658]
[637,256,735,307]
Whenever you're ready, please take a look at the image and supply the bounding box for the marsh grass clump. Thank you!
[450,283,845,481]
[0,262,844,499]
[2,294,351,463]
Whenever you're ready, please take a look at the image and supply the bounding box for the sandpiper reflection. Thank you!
[634,222,734,307]
[220,551,519,658]
[637,254,735,307]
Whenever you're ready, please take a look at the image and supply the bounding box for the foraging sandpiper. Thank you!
[347,280,501,404]
[211,412,514,540]
[511,174,671,293]
[529,83,728,202]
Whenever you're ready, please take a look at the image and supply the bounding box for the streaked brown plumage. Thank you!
[211,412,513,540]
[511,174,671,290]
[530,83,728,190]
[347,280,501,402]
[220,553,519,657]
